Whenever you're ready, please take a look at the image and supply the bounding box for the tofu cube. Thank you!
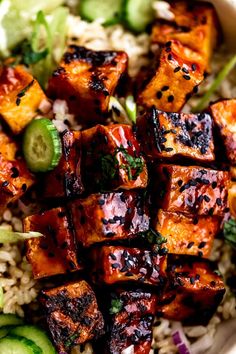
[0,66,46,134]
[0,131,34,213]
[81,124,148,192]
[209,99,236,165]
[152,164,230,216]
[47,46,128,123]
[40,280,104,353]
[24,207,82,279]
[157,255,225,324]
[151,1,219,71]
[138,40,205,112]
[154,210,221,258]
[106,290,157,354]
[43,130,84,199]
[137,107,214,162]
[70,191,150,247]
[90,245,167,286]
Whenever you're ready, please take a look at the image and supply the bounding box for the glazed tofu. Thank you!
[0,66,46,134]
[151,1,218,71]
[43,130,84,199]
[209,99,236,165]
[106,290,157,354]
[154,210,221,258]
[81,124,148,192]
[152,164,230,216]
[137,107,214,162]
[70,191,150,247]
[138,40,205,112]
[40,280,104,353]
[90,245,167,286]
[47,45,128,123]
[24,207,82,279]
[0,131,34,213]
[157,256,225,324]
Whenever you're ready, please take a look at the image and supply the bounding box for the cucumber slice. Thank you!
[0,314,24,327]
[23,118,62,172]
[122,0,154,33]
[0,325,18,339]
[0,334,42,354]
[79,0,123,26]
[10,326,56,354]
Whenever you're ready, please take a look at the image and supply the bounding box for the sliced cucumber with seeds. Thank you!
[10,326,56,354]
[122,0,154,33]
[79,0,123,26]
[23,118,62,173]
[0,334,42,354]
[0,314,24,327]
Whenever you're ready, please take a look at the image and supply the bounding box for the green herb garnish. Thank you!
[192,54,236,113]
[65,332,79,348]
[109,299,123,315]
[144,228,167,246]
[224,218,236,249]
[21,41,48,66]
[100,144,144,183]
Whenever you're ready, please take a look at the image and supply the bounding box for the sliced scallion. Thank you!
[125,95,137,123]
[192,54,236,113]
[0,230,43,243]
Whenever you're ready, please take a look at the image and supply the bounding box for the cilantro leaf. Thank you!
[21,41,48,66]
[224,218,236,249]
[109,299,123,315]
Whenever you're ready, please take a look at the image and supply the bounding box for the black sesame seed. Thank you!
[198,251,203,257]
[193,217,199,225]
[156,91,163,99]
[199,241,206,249]
[183,75,191,80]
[112,263,120,269]
[168,54,173,61]
[16,97,21,106]
[165,47,171,52]
[165,147,173,152]
[192,64,197,71]
[178,180,183,186]
[174,66,181,73]
[202,179,210,185]
[208,207,214,216]
[127,140,133,147]
[165,41,172,47]
[11,167,19,178]
[212,181,217,189]
[109,253,117,260]
[195,274,200,280]
[193,85,199,93]
[161,85,169,91]
[168,95,174,103]
[187,242,194,249]
[190,277,195,285]
[101,218,108,225]
[98,199,105,205]
[2,181,9,187]
[182,67,189,74]
[203,195,210,202]
[216,198,222,206]
[106,232,116,237]
[21,183,27,192]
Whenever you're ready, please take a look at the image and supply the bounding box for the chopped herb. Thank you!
[144,228,167,246]
[21,41,49,66]
[109,298,123,314]
[65,332,79,348]
[192,54,236,112]
[100,144,144,183]
[224,218,236,249]
[117,145,144,180]
[214,269,222,277]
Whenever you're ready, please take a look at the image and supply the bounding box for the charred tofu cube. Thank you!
[40,280,104,353]
[151,1,218,71]
[70,191,150,247]
[24,207,82,279]
[137,107,214,162]
[0,66,46,134]
[90,245,167,286]
[209,99,236,165]
[138,40,205,112]
[152,164,230,216]
[81,124,148,192]
[105,290,157,354]
[47,46,128,123]
[157,256,225,324]
[154,210,221,258]
[0,131,34,213]
[43,130,84,199]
